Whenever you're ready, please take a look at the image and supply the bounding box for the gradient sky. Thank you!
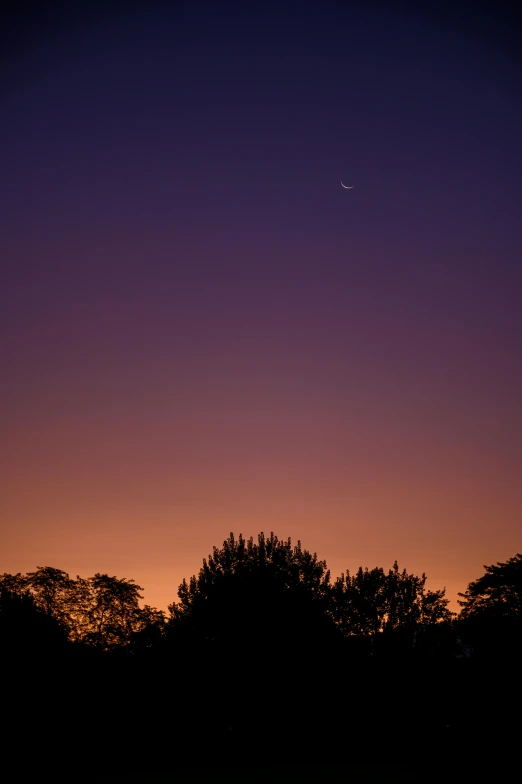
[2,1,521,612]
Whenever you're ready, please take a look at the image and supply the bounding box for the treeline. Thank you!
[0,567,164,653]
[1,533,521,773]
[1,532,520,662]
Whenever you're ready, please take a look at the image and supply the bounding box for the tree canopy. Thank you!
[3,538,519,664]
[458,553,522,619]
[0,568,165,652]
[330,561,453,636]
[0,586,68,656]
[457,553,522,660]
[2,537,520,773]
[168,531,336,653]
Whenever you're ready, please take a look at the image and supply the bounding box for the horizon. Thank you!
[4,530,514,615]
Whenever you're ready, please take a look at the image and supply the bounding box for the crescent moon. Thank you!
[341,181,354,189]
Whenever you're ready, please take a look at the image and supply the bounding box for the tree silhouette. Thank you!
[458,553,522,619]
[85,573,143,649]
[1,568,165,652]
[26,566,74,625]
[457,553,522,660]
[128,604,166,653]
[0,572,29,595]
[168,531,337,658]
[330,565,387,636]
[76,573,166,651]
[0,587,68,657]
[330,560,453,654]
[3,544,520,770]
[385,561,453,628]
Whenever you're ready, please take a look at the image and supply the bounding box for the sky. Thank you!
[1,1,521,613]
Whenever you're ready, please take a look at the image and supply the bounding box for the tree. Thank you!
[25,566,74,626]
[0,572,29,595]
[330,561,453,653]
[128,605,166,653]
[168,531,336,655]
[0,587,68,657]
[457,553,522,660]
[330,565,387,636]
[85,573,145,650]
[458,553,522,619]
[384,561,453,629]
[66,576,95,645]
[2,568,165,652]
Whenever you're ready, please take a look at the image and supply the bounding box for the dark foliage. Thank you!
[330,560,454,659]
[167,532,339,663]
[457,553,522,661]
[0,587,68,655]
[0,567,165,652]
[1,537,520,773]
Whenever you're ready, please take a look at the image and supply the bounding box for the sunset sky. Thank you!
[2,1,521,613]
